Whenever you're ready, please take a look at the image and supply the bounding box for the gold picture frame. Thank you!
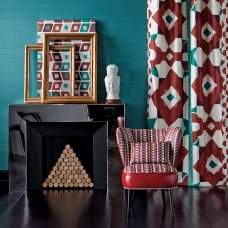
[42,33,97,103]
[24,44,75,103]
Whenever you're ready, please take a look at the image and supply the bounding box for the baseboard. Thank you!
[0,170,9,190]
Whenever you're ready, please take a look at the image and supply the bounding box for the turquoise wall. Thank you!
[0,0,147,170]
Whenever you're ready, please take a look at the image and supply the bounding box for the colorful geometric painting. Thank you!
[37,20,96,97]
[37,49,71,97]
[147,0,227,186]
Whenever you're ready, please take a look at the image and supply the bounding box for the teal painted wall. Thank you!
[0,0,147,170]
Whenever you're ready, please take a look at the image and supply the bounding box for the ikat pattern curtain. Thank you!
[147,0,227,186]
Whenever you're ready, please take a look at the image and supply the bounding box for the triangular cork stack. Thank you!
[43,144,93,188]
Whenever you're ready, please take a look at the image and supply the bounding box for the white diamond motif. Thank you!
[166,53,173,61]
[161,86,181,109]
[205,154,223,175]
[202,74,217,97]
[201,23,216,43]
[162,9,178,31]
[207,123,215,130]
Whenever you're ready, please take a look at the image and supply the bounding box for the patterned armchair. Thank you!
[116,123,182,218]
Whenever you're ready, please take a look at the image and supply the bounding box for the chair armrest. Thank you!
[116,127,133,167]
[164,127,182,165]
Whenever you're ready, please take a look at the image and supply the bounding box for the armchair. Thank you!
[116,124,182,218]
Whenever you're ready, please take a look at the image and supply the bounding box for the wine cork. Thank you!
[43,182,48,188]
[57,179,61,183]
[84,174,88,179]
[64,157,68,162]
[69,157,73,162]
[51,170,55,176]
[56,170,61,175]
[58,157,63,163]
[59,182,63,187]
[79,165,83,170]
[77,178,82,183]
[79,174,83,179]
[63,149,68,154]
[49,183,54,188]
[71,162,76,166]
[87,178,91,183]
[69,166,73,171]
[89,183,94,187]
[69,174,73,179]
[65,144,71,150]
[74,174,79,179]
[69,148,73,153]
[67,179,71,183]
[59,166,63,171]
[73,183,79,187]
[64,174,69,179]
[84,182,88,187]
[79,183,83,188]
[82,170,86,174]
[48,174,52,179]
[72,170,76,174]
[61,162,66,166]
[52,161,60,167]
[60,154,65,158]
[69,183,74,188]
[54,183,58,188]
[66,153,71,158]
[63,166,68,170]
[71,153,76,158]
[64,183,69,187]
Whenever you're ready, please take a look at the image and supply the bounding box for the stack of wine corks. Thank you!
[42,144,93,188]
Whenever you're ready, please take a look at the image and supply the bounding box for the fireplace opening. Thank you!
[26,122,107,190]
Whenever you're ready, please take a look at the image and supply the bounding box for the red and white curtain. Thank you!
[147,0,227,186]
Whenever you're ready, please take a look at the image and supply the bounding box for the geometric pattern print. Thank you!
[116,127,182,167]
[221,0,228,185]
[37,20,96,96]
[190,1,225,186]
[129,141,172,165]
[147,0,227,186]
[147,0,189,185]
[37,20,96,44]
[37,50,71,97]
[124,163,177,174]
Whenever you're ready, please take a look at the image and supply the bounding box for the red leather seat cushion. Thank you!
[122,163,178,189]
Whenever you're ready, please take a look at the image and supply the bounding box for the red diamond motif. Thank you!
[194,140,225,186]
[192,59,223,114]
[152,1,186,44]
[151,70,188,125]
[191,8,222,55]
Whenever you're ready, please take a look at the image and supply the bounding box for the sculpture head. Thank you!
[107,64,118,77]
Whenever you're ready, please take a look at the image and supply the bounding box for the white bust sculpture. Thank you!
[104,64,120,103]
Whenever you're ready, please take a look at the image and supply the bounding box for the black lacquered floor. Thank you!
[0,186,227,228]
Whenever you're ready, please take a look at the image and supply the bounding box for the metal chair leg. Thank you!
[127,190,134,217]
[161,189,166,208]
[168,189,174,220]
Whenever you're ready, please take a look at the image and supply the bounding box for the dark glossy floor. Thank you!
[0,186,227,228]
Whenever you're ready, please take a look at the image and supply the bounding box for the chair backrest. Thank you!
[116,127,182,167]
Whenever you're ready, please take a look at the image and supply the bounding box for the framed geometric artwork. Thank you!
[24,44,74,103]
[42,33,97,103]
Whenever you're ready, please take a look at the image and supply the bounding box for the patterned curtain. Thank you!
[147,0,227,186]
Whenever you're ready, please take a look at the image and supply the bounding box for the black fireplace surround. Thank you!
[8,104,116,193]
